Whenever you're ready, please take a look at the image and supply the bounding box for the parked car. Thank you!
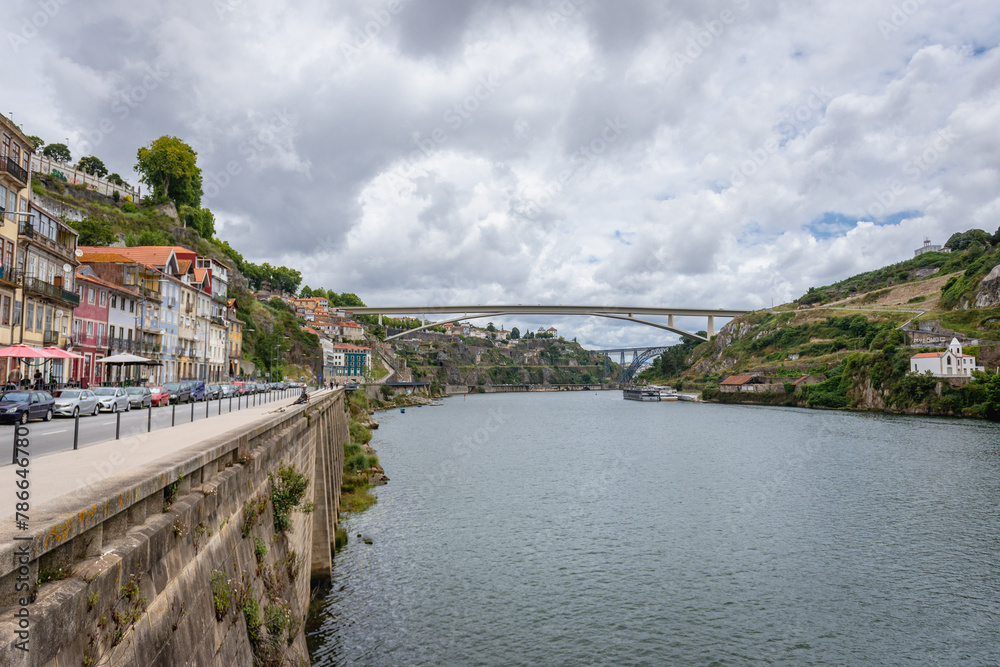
[0,390,55,424]
[163,383,192,404]
[188,380,207,402]
[231,381,247,395]
[220,384,239,398]
[149,386,170,407]
[125,387,152,409]
[206,384,222,400]
[51,389,100,417]
[93,387,131,413]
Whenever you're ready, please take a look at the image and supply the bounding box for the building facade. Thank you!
[910,338,984,377]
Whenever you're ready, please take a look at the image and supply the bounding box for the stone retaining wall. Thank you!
[0,391,347,666]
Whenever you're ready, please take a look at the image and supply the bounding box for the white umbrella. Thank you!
[96,353,151,364]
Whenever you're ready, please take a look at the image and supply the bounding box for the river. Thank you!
[307,391,1000,666]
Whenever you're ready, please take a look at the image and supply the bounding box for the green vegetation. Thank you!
[135,135,203,208]
[253,537,268,564]
[42,142,70,162]
[210,570,232,621]
[269,463,310,533]
[242,595,262,644]
[77,156,107,177]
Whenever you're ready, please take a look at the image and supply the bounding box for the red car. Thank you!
[149,386,171,407]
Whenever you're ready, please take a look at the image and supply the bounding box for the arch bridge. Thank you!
[349,305,747,343]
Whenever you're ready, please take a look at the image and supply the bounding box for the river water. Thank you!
[307,391,1000,666]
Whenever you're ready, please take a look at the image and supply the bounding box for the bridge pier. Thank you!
[707,316,715,338]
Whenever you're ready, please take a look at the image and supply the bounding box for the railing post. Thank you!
[73,413,80,450]
[172,402,176,426]
[218,397,222,415]
[147,404,152,432]
[115,411,121,440]
[11,428,16,465]
[206,397,210,418]
[229,396,232,413]
[190,400,195,422]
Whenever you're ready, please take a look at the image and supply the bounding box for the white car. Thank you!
[92,387,132,413]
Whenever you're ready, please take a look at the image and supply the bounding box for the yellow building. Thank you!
[227,299,243,379]
[0,113,34,381]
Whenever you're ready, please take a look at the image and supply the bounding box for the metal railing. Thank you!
[18,221,78,263]
[4,387,313,462]
[20,273,81,307]
[1,156,28,185]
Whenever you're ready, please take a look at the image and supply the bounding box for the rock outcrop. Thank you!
[974,265,1000,309]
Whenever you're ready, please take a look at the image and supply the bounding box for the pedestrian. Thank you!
[33,369,43,390]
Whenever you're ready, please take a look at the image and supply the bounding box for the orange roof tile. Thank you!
[104,246,177,268]
[720,374,756,385]
[910,352,944,359]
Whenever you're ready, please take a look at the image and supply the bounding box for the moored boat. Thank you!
[623,387,661,401]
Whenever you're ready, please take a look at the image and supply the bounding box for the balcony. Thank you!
[212,293,229,305]
[211,315,227,327]
[1,156,28,187]
[20,273,81,307]
[42,330,61,345]
[108,338,135,352]
[18,221,78,264]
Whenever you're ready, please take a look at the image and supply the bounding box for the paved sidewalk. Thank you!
[1,389,330,512]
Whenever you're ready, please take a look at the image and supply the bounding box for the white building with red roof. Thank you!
[910,338,983,377]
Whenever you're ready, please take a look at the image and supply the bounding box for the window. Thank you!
[86,321,94,337]
[12,300,20,327]
[109,325,116,342]
[99,291,106,307]
[98,323,104,341]
[74,319,81,338]
[36,304,43,332]
[0,296,8,326]
[129,300,134,313]
[25,302,34,331]
[110,295,117,309]
[88,288,95,304]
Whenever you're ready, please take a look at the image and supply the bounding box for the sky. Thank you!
[5,0,1000,348]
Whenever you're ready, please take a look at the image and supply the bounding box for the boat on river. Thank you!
[623,387,662,402]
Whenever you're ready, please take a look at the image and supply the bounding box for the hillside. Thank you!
[393,336,614,389]
[640,235,1000,418]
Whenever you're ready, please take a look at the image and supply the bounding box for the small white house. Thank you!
[910,338,984,377]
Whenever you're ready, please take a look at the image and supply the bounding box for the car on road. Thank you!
[51,389,100,417]
[93,387,131,413]
[188,380,207,402]
[220,384,238,398]
[163,383,192,404]
[0,390,55,424]
[126,387,152,409]
[149,386,170,407]
[206,384,222,400]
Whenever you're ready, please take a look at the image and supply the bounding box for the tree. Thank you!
[510,327,520,339]
[300,286,314,298]
[70,217,116,246]
[107,173,127,186]
[42,143,71,163]
[486,322,496,332]
[76,156,108,177]
[135,136,203,208]
[27,135,44,151]
[179,205,215,238]
[945,229,989,251]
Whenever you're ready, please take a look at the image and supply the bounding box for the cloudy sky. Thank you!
[6,0,1000,347]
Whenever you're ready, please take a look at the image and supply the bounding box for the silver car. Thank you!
[51,389,100,418]
[125,387,152,409]
[92,387,131,413]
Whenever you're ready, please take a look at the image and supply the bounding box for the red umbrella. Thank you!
[0,344,59,358]
[42,347,84,360]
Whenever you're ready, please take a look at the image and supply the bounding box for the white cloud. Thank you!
[5,0,1000,347]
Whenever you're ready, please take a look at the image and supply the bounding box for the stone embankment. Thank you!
[0,390,348,666]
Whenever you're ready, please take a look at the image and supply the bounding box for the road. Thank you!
[1,389,301,463]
